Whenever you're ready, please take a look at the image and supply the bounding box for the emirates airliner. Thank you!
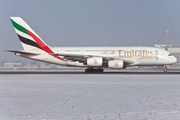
[7,17,177,72]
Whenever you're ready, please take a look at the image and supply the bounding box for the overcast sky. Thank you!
[1,0,180,62]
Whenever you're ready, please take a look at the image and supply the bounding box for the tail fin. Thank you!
[10,17,66,62]
[10,17,48,51]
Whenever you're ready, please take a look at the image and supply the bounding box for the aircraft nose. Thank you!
[173,56,177,63]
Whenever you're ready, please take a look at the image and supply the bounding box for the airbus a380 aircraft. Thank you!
[7,17,177,72]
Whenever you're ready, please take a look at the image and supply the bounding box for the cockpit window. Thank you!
[168,54,173,56]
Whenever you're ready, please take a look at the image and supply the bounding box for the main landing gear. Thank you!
[85,68,104,73]
[164,66,167,72]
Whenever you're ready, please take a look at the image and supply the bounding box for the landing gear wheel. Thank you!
[85,68,104,73]
[100,69,103,72]
[85,69,89,72]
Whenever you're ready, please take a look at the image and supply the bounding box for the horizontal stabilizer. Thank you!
[5,50,40,55]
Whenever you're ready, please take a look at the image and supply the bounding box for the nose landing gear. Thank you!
[164,66,167,72]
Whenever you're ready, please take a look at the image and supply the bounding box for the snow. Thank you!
[0,74,180,120]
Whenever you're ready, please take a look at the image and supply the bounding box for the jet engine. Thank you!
[87,57,103,66]
[108,60,123,69]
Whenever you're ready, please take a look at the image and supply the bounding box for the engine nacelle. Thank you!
[87,57,103,66]
[108,60,123,69]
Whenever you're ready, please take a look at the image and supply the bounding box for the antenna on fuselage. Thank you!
[166,29,169,51]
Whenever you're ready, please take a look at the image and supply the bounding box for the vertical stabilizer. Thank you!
[10,17,48,51]
[10,17,66,62]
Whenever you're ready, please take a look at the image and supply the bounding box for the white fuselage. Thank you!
[20,46,177,68]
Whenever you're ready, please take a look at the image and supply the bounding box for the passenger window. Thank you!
[168,54,173,56]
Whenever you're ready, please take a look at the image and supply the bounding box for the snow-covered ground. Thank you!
[0,74,180,120]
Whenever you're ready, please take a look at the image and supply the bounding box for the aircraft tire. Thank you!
[97,69,103,72]
[85,68,104,73]
[85,69,89,73]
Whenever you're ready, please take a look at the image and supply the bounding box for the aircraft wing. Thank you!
[50,53,135,65]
